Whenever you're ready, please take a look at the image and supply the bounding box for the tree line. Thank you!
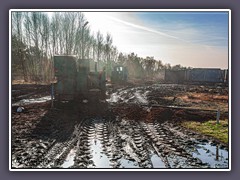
[12,11,189,83]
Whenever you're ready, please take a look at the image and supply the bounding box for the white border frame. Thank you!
[9,9,231,172]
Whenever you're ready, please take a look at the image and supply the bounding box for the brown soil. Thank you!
[11,82,229,169]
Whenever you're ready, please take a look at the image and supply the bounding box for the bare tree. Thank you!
[110,46,118,63]
[96,31,104,67]
[104,33,113,78]
[73,12,85,57]
[12,12,28,81]
[13,11,181,84]
[82,27,91,58]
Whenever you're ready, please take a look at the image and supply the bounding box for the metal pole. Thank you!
[216,108,220,124]
[51,83,54,108]
[216,144,219,161]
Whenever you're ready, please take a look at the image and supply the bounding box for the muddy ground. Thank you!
[11,83,229,169]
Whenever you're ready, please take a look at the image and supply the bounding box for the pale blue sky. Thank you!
[136,12,228,47]
[84,11,229,69]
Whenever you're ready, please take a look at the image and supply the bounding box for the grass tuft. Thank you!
[181,119,228,144]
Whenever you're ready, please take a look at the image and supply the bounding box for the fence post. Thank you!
[51,83,54,108]
[216,108,220,124]
[216,144,219,161]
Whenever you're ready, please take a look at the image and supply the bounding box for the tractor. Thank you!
[111,65,128,84]
[53,55,106,102]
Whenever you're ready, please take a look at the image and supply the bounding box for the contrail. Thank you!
[107,15,190,43]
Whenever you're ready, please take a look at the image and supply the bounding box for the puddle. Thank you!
[192,143,228,168]
[167,154,194,168]
[62,148,77,168]
[12,96,52,106]
[151,154,166,168]
[119,159,139,168]
[88,139,111,168]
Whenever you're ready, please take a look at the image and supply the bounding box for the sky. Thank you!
[83,11,229,69]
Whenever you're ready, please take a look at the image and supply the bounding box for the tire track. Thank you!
[36,124,81,168]
[73,121,92,168]
[140,122,171,168]
[73,118,111,168]
[142,121,210,168]
[115,119,153,168]
[19,116,223,169]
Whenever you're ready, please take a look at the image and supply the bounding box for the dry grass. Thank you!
[180,93,228,102]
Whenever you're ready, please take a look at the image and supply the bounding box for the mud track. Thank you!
[11,83,229,169]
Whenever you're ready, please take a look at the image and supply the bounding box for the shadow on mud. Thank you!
[30,100,111,143]
[12,84,51,103]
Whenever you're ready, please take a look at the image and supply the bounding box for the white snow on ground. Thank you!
[12,96,52,106]
[106,93,120,103]
[134,92,148,104]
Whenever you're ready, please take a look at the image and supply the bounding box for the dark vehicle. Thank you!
[111,65,128,84]
[54,55,106,101]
